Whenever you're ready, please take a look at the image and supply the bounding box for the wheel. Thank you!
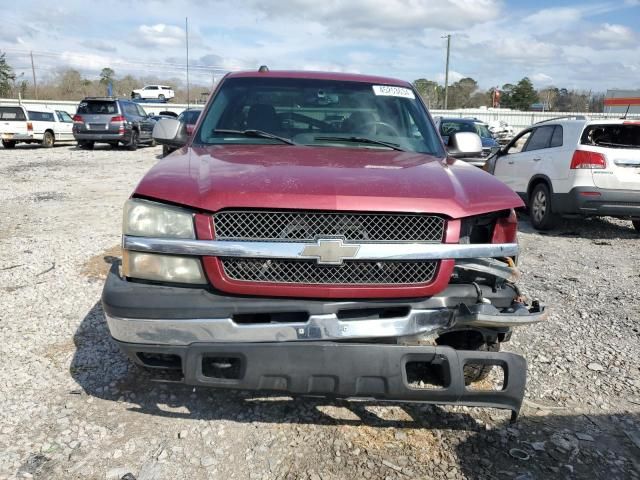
[42,131,55,148]
[162,145,171,157]
[2,140,16,149]
[127,130,139,151]
[149,138,157,148]
[463,342,499,384]
[78,141,94,150]
[436,331,499,385]
[158,94,165,101]
[529,183,556,230]
[632,219,640,233]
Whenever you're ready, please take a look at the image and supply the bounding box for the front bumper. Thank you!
[115,340,527,420]
[103,263,546,345]
[557,187,640,217]
[103,264,543,418]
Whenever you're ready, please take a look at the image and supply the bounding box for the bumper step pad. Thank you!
[117,341,527,420]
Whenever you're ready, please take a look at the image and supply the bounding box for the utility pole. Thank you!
[442,34,451,110]
[185,17,190,107]
[30,51,37,99]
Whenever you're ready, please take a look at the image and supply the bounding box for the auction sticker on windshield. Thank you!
[372,85,415,99]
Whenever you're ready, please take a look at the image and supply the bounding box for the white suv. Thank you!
[131,85,175,101]
[486,117,640,231]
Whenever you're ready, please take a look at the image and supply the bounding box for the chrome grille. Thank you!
[221,258,438,285]
[213,211,445,242]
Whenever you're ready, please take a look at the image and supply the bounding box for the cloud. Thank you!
[0,0,639,91]
[242,0,502,34]
[530,73,553,85]
[134,24,186,48]
[588,23,636,48]
[523,7,584,34]
[59,51,114,71]
[435,70,465,83]
[85,40,117,53]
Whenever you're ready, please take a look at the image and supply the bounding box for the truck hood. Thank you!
[134,145,523,219]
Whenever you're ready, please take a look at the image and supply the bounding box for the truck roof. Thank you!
[225,70,412,87]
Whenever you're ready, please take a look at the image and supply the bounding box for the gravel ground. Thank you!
[0,144,639,480]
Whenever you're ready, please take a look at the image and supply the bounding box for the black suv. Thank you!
[73,97,155,150]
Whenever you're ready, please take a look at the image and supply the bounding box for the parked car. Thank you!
[434,117,499,167]
[488,120,516,145]
[485,117,640,231]
[72,97,156,150]
[105,69,546,420]
[160,107,202,157]
[0,105,74,148]
[131,85,175,101]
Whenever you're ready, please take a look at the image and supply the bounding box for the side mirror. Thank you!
[447,132,482,159]
[152,118,188,147]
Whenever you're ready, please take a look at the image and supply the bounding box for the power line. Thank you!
[3,47,251,72]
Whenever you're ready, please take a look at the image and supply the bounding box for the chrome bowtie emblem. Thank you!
[300,238,360,265]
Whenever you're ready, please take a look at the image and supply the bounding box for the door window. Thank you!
[550,126,563,147]
[27,111,55,122]
[56,111,73,123]
[124,103,139,117]
[136,105,147,117]
[505,130,532,154]
[524,126,554,151]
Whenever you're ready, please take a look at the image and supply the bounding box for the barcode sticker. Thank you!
[372,85,415,99]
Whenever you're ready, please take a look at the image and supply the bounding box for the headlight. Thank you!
[123,251,206,284]
[123,199,195,239]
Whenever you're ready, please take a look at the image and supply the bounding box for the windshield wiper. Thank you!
[214,129,296,145]
[313,136,404,151]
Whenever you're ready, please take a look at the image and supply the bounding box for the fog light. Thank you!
[123,250,207,284]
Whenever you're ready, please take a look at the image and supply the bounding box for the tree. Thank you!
[538,87,559,111]
[56,69,85,98]
[413,78,443,108]
[510,77,539,111]
[469,91,490,108]
[99,67,115,86]
[448,77,478,108]
[499,83,515,108]
[0,52,15,97]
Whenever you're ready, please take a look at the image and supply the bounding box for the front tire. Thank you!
[632,219,640,233]
[2,140,16,149]
[529,183,556,230]
[127,130,139,151]
[42,131,55,148]
[435,330,500,384]
[158,94,165,101]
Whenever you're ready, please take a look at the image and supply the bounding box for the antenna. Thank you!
[185,17,190,108]
[623,104,630,120]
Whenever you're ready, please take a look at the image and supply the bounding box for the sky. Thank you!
[1,0,639,92]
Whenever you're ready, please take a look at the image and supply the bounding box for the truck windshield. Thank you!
[196,77,445,155]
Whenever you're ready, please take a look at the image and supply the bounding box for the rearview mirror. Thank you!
[153,118,188,147]
[446,132,482,159]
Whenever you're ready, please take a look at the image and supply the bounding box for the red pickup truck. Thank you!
[103,70,546,420]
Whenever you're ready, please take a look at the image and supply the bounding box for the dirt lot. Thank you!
[0,144,639,480]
